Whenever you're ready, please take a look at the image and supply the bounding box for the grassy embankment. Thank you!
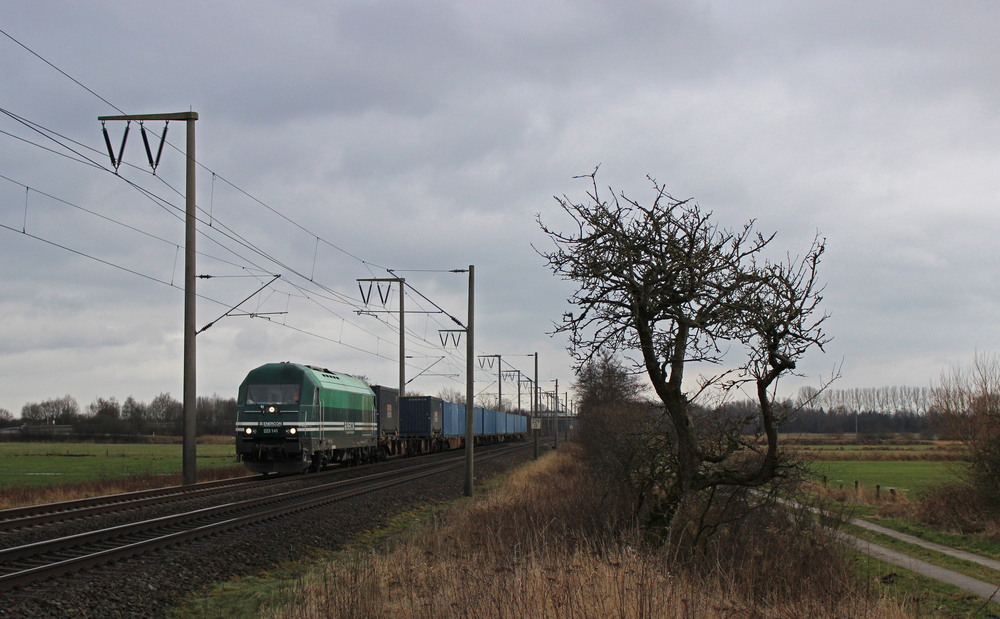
[0,438,249,509]
[172,443,911,619]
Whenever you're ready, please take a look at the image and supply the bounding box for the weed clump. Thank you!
[915,482,1000,536]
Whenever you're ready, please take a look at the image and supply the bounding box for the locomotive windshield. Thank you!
[246,384,300,406]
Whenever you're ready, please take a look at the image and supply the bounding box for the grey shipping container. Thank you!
[400,396,444,437]
[372,385,400,436]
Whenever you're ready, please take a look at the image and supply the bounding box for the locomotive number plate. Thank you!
[344,422,355,433]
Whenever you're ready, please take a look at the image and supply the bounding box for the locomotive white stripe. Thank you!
[235,423,377,430]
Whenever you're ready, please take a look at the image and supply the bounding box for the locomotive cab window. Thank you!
[246,384,300,406]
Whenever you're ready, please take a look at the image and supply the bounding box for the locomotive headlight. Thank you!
[289,427,297,435]
[244,427,253,435]
[267,405,277,413]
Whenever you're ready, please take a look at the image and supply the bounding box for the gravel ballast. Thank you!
[0,445,535,618]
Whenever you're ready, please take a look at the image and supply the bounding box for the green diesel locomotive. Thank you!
[235,362,378,474]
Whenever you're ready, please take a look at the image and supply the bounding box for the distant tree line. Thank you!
[781,385,938,438]
[707,387,939,439]
[796,385,932,416]
[774,403,937,438]
[6,393,236,440]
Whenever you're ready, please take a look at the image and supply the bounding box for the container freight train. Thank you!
[235,362,528,474]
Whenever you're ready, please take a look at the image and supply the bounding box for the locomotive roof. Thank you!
[243,362,373,396]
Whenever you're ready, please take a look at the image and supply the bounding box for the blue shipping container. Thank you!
[442,401,465,437]
[484,408,497,435]
[474,407,485,436]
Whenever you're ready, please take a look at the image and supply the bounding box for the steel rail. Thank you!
[0,452,468,561]
[0,475,260,530]
[0,441,531,591]
[0,444,461,531]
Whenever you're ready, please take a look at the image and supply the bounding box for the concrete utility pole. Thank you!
[357,277,405,397]
[100,111,198,485]
[478,354,501,411]
[533,352,538,460]
[564,392,570,443]
[464,265,475,497]
[553,379,559,450]
[513,371,522,411]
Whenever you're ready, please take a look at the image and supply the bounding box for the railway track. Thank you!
[0,441,530,591]
[0,474,262,532]
[0,441,493,532]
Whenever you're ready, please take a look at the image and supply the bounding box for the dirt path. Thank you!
[850,517,1000,572]
[843,532,1000,603]
[780,495,1000,604]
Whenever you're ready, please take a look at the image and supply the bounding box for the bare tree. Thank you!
[573,354,655,513]
[437,387,466,405]
[21,395,80,424]
[933,352,1000,504]
[538,170,829,527]
[122,396,148,434]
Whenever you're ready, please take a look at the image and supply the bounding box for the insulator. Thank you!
[154,123,168,170]
[102,124,117,168]
[141,123,155,170]
[116,122,130,170]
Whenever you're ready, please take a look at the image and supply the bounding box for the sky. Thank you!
[3,1,1000,416]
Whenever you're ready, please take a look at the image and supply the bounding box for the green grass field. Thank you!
[809,460,964,495]
[0,442,240,490]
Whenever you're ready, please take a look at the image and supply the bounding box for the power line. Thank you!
[0,34,493,383]
[1,33,382,273]
[0,27,125,115]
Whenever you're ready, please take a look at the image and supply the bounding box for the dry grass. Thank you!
[809,482,911,507]
[912,483,1000,536]
[787,445,965,462]
[259,445,908,619]
[0,465,250,510]
[781,436,947,447]
[797,451,965,462]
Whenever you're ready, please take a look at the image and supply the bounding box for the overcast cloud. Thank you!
[3,1,1000,415]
